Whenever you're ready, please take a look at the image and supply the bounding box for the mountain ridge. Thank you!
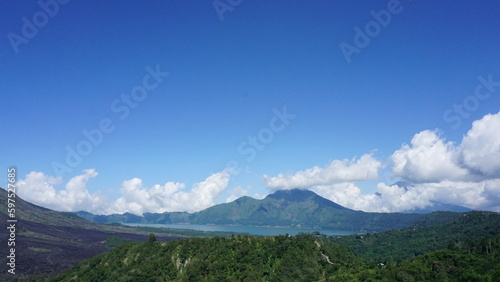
[265,189,349,210]
[76,189,434,232]
[0,188,184,280]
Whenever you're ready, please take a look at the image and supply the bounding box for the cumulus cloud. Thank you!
[460,112,500,178]
[226,186,249,203]
[391,111,500,183]
[14,112,500,215]
[313,183,379,211]
[264,111,500,212]
[17,169,109,214]
[110,179,185,215]
[313,180,500,213]
[263,154,383,190]
[390,130,469,183]
[16,169,231,215]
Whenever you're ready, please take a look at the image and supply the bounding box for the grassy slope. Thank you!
[53,233,500,281]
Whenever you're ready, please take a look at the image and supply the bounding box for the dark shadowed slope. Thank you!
[0,188,180,280]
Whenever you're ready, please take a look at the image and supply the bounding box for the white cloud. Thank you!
[226,186,249,203]
[16,169,231,215]
[110,170,231,214]
[460,112,500,178]
[17,169,109,214]
[313,180,499,213]
[390,130,469,183]
[313,183,379,211]
[263,154,383,190]
[110,178,186,215]
[391,111,500,183]
[263,111,500,213]
[160,170,230,213]
[16,171,61,207]
[15,112,500,215]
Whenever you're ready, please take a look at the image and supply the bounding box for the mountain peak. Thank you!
[266,189,317,201]
[266,189,349,210]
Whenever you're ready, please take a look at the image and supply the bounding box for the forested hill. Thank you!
[53,232,500,281]
[54,234,363,281]
[333,211,500,262]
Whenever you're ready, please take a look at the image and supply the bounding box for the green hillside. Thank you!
[52,233,500,281]
[332,211,500,262]
[50,211,500,281]
[191,189,425,232]
[53,234,366,281]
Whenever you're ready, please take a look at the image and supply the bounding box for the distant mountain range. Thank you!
[76,189,467,232]
[406,201,472,214]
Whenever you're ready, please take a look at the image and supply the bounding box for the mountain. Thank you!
[77,189,429,232]
[75,210,144,223]
[55,234,365,281]
[191,189,366,228]
[266,189,349,210]
[406,201,473,214]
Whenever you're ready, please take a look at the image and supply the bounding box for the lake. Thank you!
[124,223,357,236]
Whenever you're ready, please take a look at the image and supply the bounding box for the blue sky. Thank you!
[1,1,500,214]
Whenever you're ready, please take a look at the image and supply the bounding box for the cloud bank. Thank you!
[263,154,383,190]
[15,111,500,214]
[265,111,500,212]
[17,169,230,215]
[16,169,109,213]
[391,111,500,183]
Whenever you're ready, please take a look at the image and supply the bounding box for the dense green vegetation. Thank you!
[368,235,500,281]
[103,236,135,248]
[53,232,500,281]
[47,211,500,281]
[53,234,365,281]
[332,211,500,262]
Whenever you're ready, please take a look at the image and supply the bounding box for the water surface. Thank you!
[125,223,357,236]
